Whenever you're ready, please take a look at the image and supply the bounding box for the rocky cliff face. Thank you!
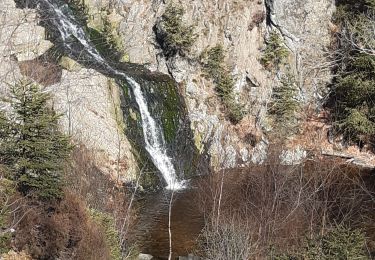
[0,0,339,182]
[266,0,335,101]
[107,0,335,168]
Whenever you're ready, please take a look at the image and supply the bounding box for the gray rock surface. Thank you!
[106,0,335,167]
[46,68,138,182]
[266,0,335,101]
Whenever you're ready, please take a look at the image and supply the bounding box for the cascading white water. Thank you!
[125,77,184,190]
[41,0,184,189]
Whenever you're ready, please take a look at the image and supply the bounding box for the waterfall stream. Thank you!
[39,0,184,189]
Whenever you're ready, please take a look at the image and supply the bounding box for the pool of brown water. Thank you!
[129,182,205,259]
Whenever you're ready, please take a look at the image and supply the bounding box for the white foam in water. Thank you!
[42,0,185,190]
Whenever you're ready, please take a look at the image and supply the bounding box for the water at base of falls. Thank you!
[39,0,185,190]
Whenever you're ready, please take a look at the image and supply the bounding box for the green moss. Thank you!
[160,80,180,143]
[117,80,162,190]
[89,209,122,260]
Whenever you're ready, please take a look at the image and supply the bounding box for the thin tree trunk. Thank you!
[168,190,174,260]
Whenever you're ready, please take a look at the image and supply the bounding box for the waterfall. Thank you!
[40,0,184,189]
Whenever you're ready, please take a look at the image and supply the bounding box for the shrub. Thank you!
[155,3,196,57]
[100,12,125,58]
[260,31,289,70]
[199,221,255,260]
[268,73,300,130]
[201,45,244,124]
[196,155,375,258]
[303,226,369,259]
[13,193,111,259]
[335,108,375,141]
[88,10,127,62]
[0,178,16,254]
[89,209,122,260]
[273,226,369,259]
[249,10,266,30]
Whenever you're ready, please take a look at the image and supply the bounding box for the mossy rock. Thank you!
[116,71,200,186]
[193,130,205,154]
[59,56,81,71]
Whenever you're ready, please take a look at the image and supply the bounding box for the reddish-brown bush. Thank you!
[13,193,111,260]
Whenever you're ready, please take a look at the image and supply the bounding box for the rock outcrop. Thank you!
[1,0,340,176]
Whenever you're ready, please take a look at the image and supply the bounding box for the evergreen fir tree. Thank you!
[0,81,71,200]
[330,1,375,143]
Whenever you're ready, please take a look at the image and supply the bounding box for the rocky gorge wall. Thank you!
[0,0,343,183]
[104,0,336,168]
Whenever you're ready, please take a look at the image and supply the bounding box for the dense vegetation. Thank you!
[330,0,375,146]
[0,82,124,259]
[268,72,300,131]
[196,155,374,259]
[260,31,301,133]
[64,0,127,62]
